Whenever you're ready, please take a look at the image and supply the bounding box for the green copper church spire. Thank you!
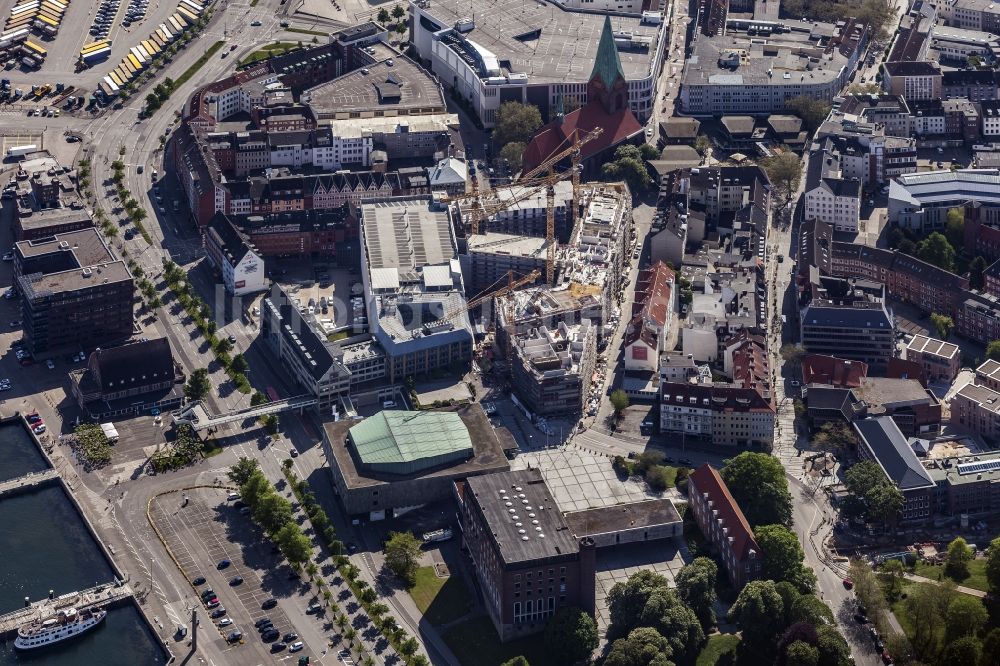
[591,15,625,91]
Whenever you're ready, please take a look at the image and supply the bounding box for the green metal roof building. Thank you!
[348,411,474,475]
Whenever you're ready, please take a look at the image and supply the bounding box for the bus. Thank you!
[266,386,281,402]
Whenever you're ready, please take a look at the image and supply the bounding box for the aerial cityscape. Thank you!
[0,0,999,664]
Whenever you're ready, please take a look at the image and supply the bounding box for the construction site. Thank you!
[440,127,633,419]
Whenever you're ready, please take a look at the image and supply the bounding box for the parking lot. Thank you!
[149,486,314,660]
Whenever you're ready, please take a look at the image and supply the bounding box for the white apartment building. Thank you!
[804,149,862,233]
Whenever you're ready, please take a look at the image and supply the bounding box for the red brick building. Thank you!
[456,469,596,642]
[687,465,761,590]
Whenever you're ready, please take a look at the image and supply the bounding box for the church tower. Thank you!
[586,16,629,115]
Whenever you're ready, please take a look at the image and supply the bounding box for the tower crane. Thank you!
[441,127,603,285]
[434,269,542,328]
[517,126,603,287]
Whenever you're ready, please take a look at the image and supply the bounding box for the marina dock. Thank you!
[0,468,58,499]
[0,582,134,638]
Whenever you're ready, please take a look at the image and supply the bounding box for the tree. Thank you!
[636,588,703,664]
[762,153,802,202]
[184,368,211,400]
[811,421,857,458]
[780,343,805,365]
[785,641,819,666]
[391,3,405,19]
[377,7,390,23]
[942,637,982,666]
[904,582,956,659]
[729,580,786,660]
[988,341,1000,362]
[499,141,526,173]
[756,524,816,592]
[945,537,974,581]
[815,625,851,666]
[231,353,249,373]
[785,96,831,131]
[544,606,598,666]
[694,134,711,156]
[720,452,793,527]
[915,232,956,272]
[930,313,954,340]
[986,536,1000,594]
[969,256,989,290]
[227,456,259,485]
[980,628,1000,666]
[789,594,833,627]
[217,338,233,354]
[602,144,653,192]
[604,626,675,666]
[500,658,531,666]
[400,637,419,657]
[638,144,659,160]
[493,101,543,148]
[274,522,312,564]
[945,207,966,250]
[879,559,905,602]
[253,492,293,535]
[384,531,422,584]
[675,557,718,630]
[945,595,988,643]
[607,569,670,638]
[844,460,904,524]
[251,391,268,406]
[610,389,630,416]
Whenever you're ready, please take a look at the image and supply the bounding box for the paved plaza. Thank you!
[510,447,675,513]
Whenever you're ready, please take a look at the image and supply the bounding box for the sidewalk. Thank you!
[902,572,986,598]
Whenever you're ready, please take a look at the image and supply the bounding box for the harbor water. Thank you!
[0,424,166,664]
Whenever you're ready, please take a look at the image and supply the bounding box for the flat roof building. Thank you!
[14,229,134,355]
[304,54,446,119]
[410,0,666,126]
[680,18,867,114]
[360,196,473,382]
[905,334,961,383]
[456,468,596,642]
[323,403,509,520]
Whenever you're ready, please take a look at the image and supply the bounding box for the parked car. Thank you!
[254,617,272,628]
[210,608,227,619]
[261,598,277,610]
[289,641,304,652]
[192,576,206,586]
[218,618,233,627]
[229,576,244,586]
[217,559,231,569]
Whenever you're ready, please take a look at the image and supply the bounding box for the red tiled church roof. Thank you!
[521,104,643,176]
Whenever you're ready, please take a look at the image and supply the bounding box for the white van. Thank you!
[382,400,396,409]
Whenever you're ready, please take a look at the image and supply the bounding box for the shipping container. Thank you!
[168,14,184,31]
[180,0,202,14]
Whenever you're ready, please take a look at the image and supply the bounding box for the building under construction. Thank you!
[469,182,631,332]
[509,320,597,417]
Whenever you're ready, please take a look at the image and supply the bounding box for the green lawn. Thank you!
[239,42,301,67]
[443,615,548,666]
[912,559,989,592]
[174,41,227,88]
[891,581,946,648]
[697,634,740,666]
[408,566,472,626]
[285,27,328,36]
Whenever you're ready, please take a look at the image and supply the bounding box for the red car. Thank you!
[842,578,854,590]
